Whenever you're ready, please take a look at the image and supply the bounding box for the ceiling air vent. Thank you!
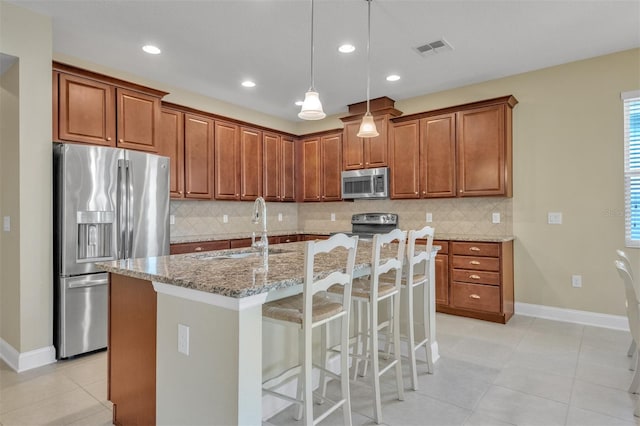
[415,38,453,56]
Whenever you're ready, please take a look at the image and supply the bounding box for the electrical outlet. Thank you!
[169,215,175,225]
[571,275,582,288]
[331,213,336,222]
[178,324,190,355]
[223,214,228,224]
[426,212,433,223]
[3,216,9,232]
[492,212,501,224]
[278,213,283,222]
[548,212,563,225]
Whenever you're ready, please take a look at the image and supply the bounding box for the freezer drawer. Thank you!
[57,273,108,359]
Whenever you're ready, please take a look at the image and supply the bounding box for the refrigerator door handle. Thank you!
[117,159,127,260]
[126,160,134,259]
[66,274,109,289]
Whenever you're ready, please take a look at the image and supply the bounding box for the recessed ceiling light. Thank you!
[241,80,256,88]
[338,44,356,53]
[142,45,161,55]
[386,74,401,82]
[295,100,304,106]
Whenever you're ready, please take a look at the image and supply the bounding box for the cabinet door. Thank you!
[58,73,116,146]
[159,108,184,199]
[457,104,506,196]
[262,132,280,201]
[184,113,214,199]
[364,116,388,168]
[240,127,262,200]
[280,137,296,201]
[435,253,449,306]
[321,134,343,201]
[343,121,364,170]
[116,88,161,152]
[389,120,420,199]
[301,138,321,201]
[214,121,241,200]
[421,113,456,198]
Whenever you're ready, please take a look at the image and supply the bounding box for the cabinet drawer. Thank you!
[451,255,500,271]
[230,238,253,249]
[452,269,500,286]
[170,240,230,254]
[451,282,500,313]
[451,242,500,257]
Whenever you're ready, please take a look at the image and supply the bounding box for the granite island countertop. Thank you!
[98,241,441,299]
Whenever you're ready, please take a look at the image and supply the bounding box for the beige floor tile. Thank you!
[475,385,569,426]
[565,406,639,426]
[0,388,104,426]
[66,407,113,426]
[570,379,639,423]
[0,372,80,414]
[59,356,107,388]
[463,411,516,426]
[493,365,574,404]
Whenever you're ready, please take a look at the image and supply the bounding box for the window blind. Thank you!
[623,90,640,247]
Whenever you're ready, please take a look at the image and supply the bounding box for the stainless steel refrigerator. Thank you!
[53,143,170,359]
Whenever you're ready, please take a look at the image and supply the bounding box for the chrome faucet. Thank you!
[251,196,268,270]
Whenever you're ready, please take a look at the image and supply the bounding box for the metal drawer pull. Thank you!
[469,294,481,299]
[470,260,481,265]
[194,247,203,251]
[470,274,481,280]
[470,246,481,252]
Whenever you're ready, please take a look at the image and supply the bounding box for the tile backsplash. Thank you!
[171,197,512,239]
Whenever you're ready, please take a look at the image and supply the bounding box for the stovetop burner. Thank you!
[331,213,399,241]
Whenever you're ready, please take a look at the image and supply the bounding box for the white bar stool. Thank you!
[329,228,407,424]
[262,234,359,426]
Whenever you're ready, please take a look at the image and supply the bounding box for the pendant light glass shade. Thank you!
[298,90,326,120]
[299,0,325,120]
[359,0,378,137]
[357,112,379,137]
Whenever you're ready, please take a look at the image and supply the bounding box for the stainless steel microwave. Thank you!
[341,167,389,199]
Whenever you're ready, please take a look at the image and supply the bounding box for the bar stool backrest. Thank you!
[616,260,640,348]
[407,226,434,282]
[370,229,407,299]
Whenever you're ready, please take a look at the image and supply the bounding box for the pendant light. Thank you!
[357,0,379,137]
[298,0,326,120]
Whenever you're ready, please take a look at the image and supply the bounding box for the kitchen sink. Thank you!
[188,248,292,260]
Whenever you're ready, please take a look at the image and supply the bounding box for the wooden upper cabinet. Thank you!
[116,88,161,152]
[342,116,388,170]
[214,121,241,200]
[58,73,116,146]
[321,133,343,201]
[159,108,185,199]
[262,132,280,202]
[184,113,214,199]
[457,104,509,197]
[280,137,296,201]
[301,137,321,202]
[240,127,263,200]
[389,120,420,199]
[421,113,456,198]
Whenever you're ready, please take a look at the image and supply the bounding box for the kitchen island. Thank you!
[99,240,439,425]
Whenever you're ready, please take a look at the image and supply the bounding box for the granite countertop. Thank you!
[98,240,440,299]
[171,231,514,244]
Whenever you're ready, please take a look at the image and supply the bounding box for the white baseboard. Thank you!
[515,302,629,331]
[0,338,56,372]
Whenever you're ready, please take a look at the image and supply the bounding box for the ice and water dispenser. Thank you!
[76,211,114,261]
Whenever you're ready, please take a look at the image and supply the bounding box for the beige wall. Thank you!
[0,1,52,352]
[0,58,20,348]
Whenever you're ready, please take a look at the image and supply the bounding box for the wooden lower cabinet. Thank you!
[433,241,449,306]
[170,240,230,254]
[108,274,156,426]
[438,240,514,323]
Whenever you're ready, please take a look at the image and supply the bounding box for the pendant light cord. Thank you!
[366,0,372,114]
[310,0,315,91]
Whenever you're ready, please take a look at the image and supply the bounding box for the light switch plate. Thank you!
[492,212,501,224]
[548,212,563,225]
[178,324,190,355]
[3,216,9,232]
[426,212,433,223]
[169,215,175,225]
[331,213,336,222]
[223,214,228,223]
[278,213,283,222]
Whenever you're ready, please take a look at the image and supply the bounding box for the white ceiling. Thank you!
[10,0,640,121]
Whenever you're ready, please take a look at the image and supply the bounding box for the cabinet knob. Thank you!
[459,189,463,193]
[470,260,481,265]
[106,137,112,141]
[469,294,481,299]
[415,191,418,195]
[470,274,481,280]
[469,246,481,252]
[422,191,426,195]
[194,247,203,252]
[187,191,191,194]
[119,139,124,143]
